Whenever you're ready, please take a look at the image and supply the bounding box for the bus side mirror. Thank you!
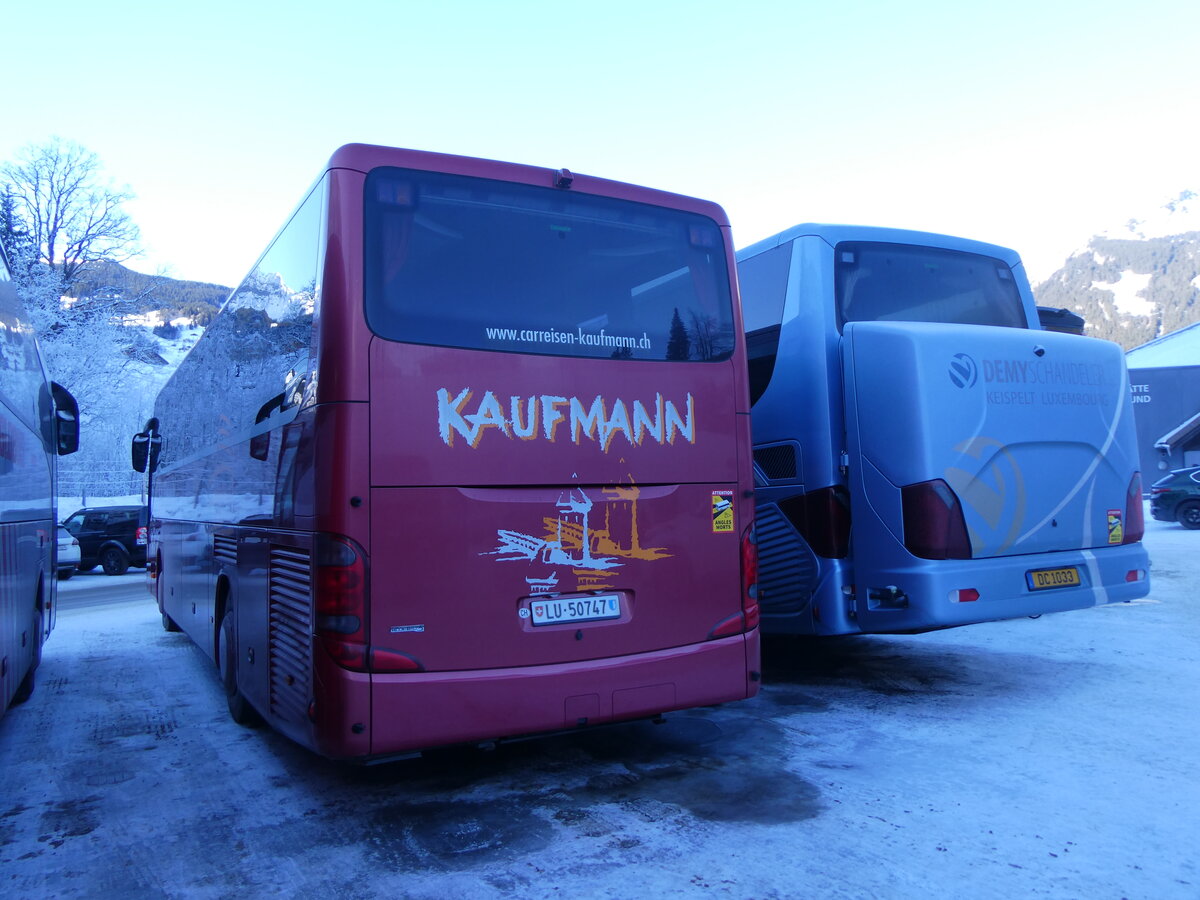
[132,417,162,473]
[250,392,285,461]
[51,382,79,456]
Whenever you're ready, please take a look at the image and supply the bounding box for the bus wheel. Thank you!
[11,606,43,705]
[11,666,35,706]
[100,547,129,576]
[1178,501,1200,530]
[161,612,181,633]
[219,607,261,727]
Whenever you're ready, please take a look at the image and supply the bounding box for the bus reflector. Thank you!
[1125,569,1146,583]
[708,612,748,639]
[950,588,980,603]
[369,647,425,673]
[1123,473,1144,544]
[319,636,369,672]
[902,479,972,560]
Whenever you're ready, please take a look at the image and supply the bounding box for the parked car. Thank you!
[56,526,80,579]
[1149,466,1200,529]
[60,505,149,575]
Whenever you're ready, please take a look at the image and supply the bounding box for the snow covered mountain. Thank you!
[45,265,229,504]
[1033,191,1200,350]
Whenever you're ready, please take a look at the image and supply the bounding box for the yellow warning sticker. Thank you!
[712,491,734,533]
[1107,509,1123,544]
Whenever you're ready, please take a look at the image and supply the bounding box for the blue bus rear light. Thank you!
[778,486,851,558]
[902,479,972,560]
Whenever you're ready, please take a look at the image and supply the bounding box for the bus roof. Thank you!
[736,223,1022,267]
[324,143,731,226]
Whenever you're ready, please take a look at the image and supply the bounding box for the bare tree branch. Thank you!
[1,137,140,292]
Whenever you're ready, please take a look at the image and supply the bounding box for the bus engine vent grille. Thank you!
[755,502,818,616]
[754,443,800,483]
[268,545,312,723]
[212,534,237,566]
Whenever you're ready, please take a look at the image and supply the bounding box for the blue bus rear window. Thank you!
[835,242,1026,330]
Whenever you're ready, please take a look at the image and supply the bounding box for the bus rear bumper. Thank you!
[320,631,759,761]
[852,542,1152,634]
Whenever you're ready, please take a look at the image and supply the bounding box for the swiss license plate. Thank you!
[1026,566,1081,591]
[530,594,621,626]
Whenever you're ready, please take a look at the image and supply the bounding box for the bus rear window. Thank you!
[364,168,735,361]
[835,242,1027,330]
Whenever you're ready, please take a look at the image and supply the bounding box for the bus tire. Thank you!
[1178,501,1200,530]
[11,606,43,706]
[162,612,181,633]
[219,607,261,727]
[11,666,35,706]
[100,546,129,576]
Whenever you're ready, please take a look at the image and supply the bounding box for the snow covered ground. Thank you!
[1,513,1196,899]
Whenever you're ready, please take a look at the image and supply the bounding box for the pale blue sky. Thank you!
[3,0,1196,287]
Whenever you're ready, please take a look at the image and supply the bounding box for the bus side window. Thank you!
[738,242,792,405]
[746,325,781,407]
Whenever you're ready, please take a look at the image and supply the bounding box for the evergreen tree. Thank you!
[1,186,35,273]
[665,306,690,360]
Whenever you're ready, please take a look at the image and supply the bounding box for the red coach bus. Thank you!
[134,144,759,762]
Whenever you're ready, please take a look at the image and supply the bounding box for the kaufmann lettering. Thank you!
[438,388,695,451]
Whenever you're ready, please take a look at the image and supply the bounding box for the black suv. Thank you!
[1149,466,1200,530]
[60,505,149,575]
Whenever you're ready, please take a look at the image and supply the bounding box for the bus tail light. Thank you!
[902,479,972,560]
[314,534,424,673]
[315,534,369,671]
[1123,473,1145,544]
[708,521,760,639]
[741,522,760,630]
[778,486,850,558]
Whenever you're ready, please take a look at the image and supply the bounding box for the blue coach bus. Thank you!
[738,224,1150,635]
[1,244,78,714]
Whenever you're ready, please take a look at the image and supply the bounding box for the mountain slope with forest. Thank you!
[1033,191,1200,351]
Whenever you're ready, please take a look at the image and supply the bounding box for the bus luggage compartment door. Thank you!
[841,321,1140,632]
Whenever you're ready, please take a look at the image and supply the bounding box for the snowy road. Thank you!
[1,517,1197,899]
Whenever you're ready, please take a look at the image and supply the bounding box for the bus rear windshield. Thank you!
[364,168,735,361]
[835,242,1026,330]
